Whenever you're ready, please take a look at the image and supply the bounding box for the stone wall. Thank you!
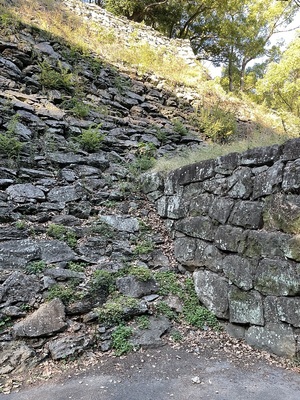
[143,138,300,357]
[64,0,198,67]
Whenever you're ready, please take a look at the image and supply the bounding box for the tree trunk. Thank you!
[228,47,234,92]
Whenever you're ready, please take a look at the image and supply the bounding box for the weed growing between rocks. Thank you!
[0,115,23,158]
[75,124,105,152]
[46,281,83,305]
[46,224,77,248]
[39,60,75,93]
[111,325,133,356]
[97,295,140,325]
[25,261,47,275]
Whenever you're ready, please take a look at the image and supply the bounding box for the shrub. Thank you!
[198,106,237,143]
[46,281,82,304]
[133,240,155,256]
[172,119,189,136]
[91,270,116,294]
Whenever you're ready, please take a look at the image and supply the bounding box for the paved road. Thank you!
[1,346,300,400]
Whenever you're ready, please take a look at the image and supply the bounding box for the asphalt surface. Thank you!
[1,346,300,400]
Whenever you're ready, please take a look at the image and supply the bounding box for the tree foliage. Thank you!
[256,35,300,117]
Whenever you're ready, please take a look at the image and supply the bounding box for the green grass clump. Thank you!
[127,265,153,281]
[39,61,75,92]
[197,106,237,143]
[111,325,133,356]
[155,271,184,297]
[156,301,178,321]
[182,278,220,330]
[0,115,23,158]
[76,124,105,152]
[26,260,47,275]
[133,240,155,256]
[63,97,90,117]
[46,224,77,248]
[91,270,116,295]
[97,296,139,325]
[136,315,150,329]
[46,282,82,305]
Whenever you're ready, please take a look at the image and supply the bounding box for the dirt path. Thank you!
[2,342,300,400]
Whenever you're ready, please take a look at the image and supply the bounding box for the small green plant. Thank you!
[26,260,47,275]
[90,221,115,238]
[67,261,87,272]
[128,142,156,175]
[113,75,131,94]
[170,330,183,342]
[76,124,105,152]
[136,315,150,330]
[63,97,90,117]
[103,200,117,208]
[91,270,116,295]
[127,265,153,282]
[97,296,139,325]
[172,119,189,136]
[46,281,82,304]
[129,155,155,175]
[46,224,77,248]
[138,219,151,232]
[111,324,133,356]
[20,303,32,312]
[155,128,169,144]
[155,271,184,297]
[0,316,11,332]
[133,240,155,256]
[39,61,75,92]
[182,278,220,330]
[0,115,23,158]
[155,301,178,321]
[15,220,26,230]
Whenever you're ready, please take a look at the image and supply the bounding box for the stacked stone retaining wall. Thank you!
[143,138,300,357]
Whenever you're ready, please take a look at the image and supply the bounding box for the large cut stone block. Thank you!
[193,270,229,319]
[208,197,235,224]
[243,230,292,259]
[252,161,284,199]
[245,323,296,357]
[276,297,300,328]
[214,225,246,252]
[174,237,196,267]
[282,160,300,193]
[263,193,300,234]
[156,194,185,219]
[175,216,216,241]
[229,288,264,326]
[228,201,263,229]
[222,255,257,290]
[227,167,253,199]
[254,258,300,296]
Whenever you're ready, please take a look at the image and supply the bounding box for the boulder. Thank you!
[13,298,68,338]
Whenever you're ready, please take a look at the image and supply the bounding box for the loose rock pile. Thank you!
[0,2,207,376]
